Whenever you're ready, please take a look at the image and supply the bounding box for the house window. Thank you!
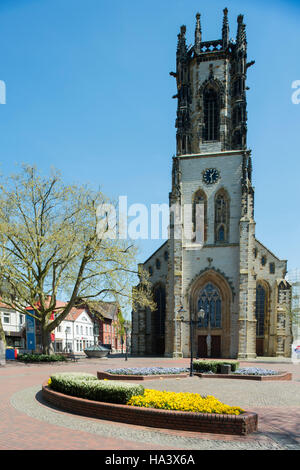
[261,256,267,266]
[19,314,24,325]
[203,87,220,141]
[269,262,275,274]
[156,259,161,270]
[3,313,10,324]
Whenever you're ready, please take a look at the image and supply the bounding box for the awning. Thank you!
[5,331,22,338]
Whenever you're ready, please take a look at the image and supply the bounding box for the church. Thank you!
[131,9,292,359]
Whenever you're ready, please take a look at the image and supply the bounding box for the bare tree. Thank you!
[0,165,153,354]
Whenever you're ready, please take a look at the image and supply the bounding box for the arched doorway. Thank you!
[152,284,166,355]
[188,270,232,358]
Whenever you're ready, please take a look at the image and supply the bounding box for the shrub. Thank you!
[17,354,67,363]
[106,367,189,376]
[193,360,239,374]
[49,372,145,405]
[127,389,244,415]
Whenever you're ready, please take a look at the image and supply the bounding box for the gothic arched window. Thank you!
[256,283,266,337]
[197,283,222,329]
[215,189,230,243]
[192,189,207,243]
[203,87,220,141]
[152,284,166,355]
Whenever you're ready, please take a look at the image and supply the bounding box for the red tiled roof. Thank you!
[64,308,87,322]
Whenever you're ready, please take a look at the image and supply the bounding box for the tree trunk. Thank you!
[41,325,52,355]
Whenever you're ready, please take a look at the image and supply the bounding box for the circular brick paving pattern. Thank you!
[1,357,300,450]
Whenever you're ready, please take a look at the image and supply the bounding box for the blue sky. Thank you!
[0,0,299,273]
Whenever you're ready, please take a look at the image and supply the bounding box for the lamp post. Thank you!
[124,325,128,361]
[65,328,68,353]
[178,306,206,377]
[177,306,186,358]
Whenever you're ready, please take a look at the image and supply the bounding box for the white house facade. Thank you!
[54,308,96,353]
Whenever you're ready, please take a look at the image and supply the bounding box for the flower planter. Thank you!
[194,371,292,381]
[97,371,189,381]
[42,381,258,435]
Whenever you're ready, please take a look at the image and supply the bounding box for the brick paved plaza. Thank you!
[0,356,299,450]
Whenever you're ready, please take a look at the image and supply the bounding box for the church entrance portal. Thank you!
[189,269,232,358]
[197,335,221,358]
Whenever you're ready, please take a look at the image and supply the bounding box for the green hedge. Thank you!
[193,360,239,374]
[18,354,68,363]
[49,372,145,405]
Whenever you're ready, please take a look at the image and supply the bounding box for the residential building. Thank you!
[53,307,95,353]
[86,301,127,353]
[0,303,25,348]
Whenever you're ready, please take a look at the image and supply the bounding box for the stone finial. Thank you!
[194,13,202,55]
[222,8,229,47]
[236,14,247,47]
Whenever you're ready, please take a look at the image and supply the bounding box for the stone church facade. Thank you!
[131,9,292,359]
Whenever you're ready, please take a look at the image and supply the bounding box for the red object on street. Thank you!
[14,349,18,359]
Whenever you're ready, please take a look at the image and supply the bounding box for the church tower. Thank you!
[131,9,292,359]
[166,9,257,359]
[174,9,250,156]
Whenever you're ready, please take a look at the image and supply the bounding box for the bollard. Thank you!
[220,364,231,374]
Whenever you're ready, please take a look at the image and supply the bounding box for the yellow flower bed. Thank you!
[127,389,244,415]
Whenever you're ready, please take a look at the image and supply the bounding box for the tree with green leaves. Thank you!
[0,165,154,354]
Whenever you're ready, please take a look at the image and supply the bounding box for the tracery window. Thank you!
[197,283,222,329]
[203,87,220,141]
[215,190,229,243]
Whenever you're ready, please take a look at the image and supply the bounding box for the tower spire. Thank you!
[222,8,229,48]
[194,13,202,55]
[177,25,187,62]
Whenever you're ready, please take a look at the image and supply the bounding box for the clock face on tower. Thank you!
[203,168,220,185]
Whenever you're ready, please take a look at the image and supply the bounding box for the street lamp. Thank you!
[178,306,206,377]
[65,328,68,353]
[124,324,128,361]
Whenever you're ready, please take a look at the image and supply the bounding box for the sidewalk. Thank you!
[0,356,299,450]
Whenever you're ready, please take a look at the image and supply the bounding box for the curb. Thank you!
[42,382,258,436]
